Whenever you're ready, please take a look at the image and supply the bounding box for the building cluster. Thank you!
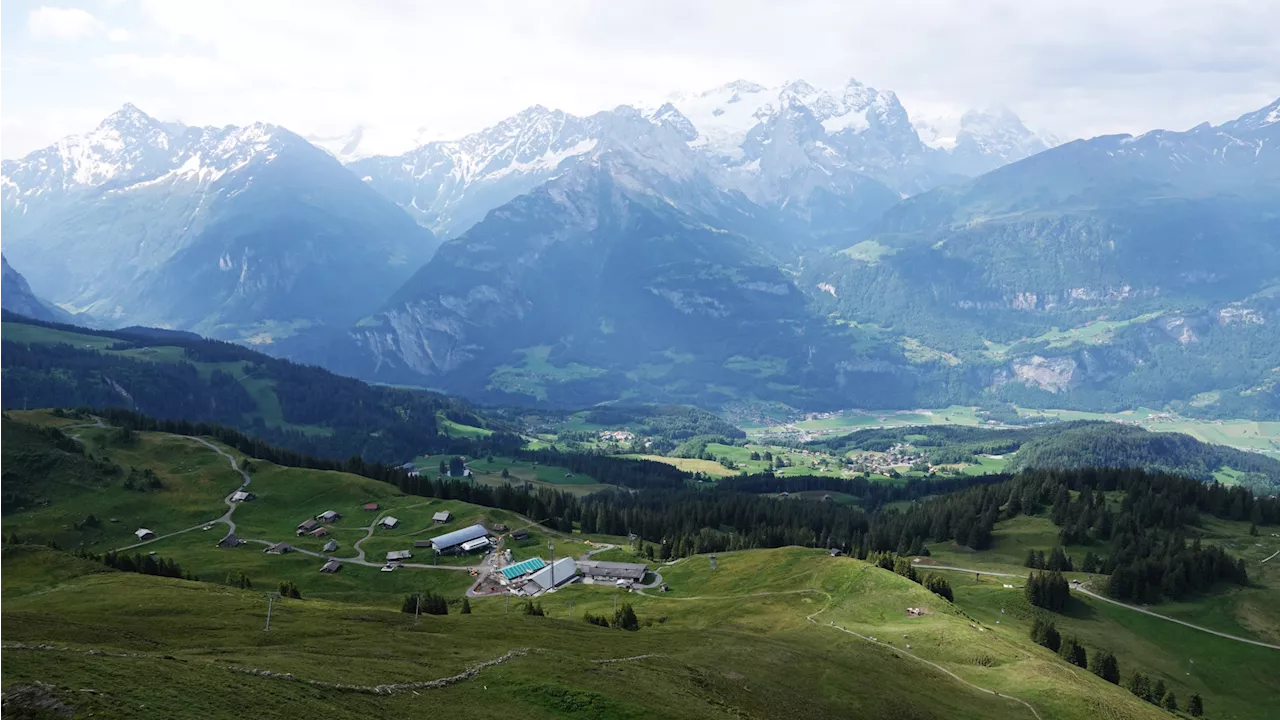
[847,443,924,474]
[598,430,636,443]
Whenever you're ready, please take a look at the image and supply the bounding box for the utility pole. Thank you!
[415,592,421,623]
[263,592,281,631]
[568,600,574,617]
[505,592,510,616]
[548,542,555,562]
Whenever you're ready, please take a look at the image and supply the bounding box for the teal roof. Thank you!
[501,557,546,580]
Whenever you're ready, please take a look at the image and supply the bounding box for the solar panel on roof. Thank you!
[500,557,546,580]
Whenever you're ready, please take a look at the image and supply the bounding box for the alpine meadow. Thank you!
[2,2,1278,719]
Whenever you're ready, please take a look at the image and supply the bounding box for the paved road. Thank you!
[191,437,251,536]
[918,563,1280,650]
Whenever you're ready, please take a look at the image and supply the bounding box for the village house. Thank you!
[320,559,341,573]
[386,550,413,562]
[296,519,319,535]
[264,542,292,555]
[316,510,341,522]
[309,527,329,537]
[323,539,338,553]
[134,528,156,541]
[363,503,380,511]
[432,510,452,524]
[379,516,399,529]
[230,490,255,502]
[216,533,243,548]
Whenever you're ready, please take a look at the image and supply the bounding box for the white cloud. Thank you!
[4,1,1280,158]
[27,6,102,41]
[106,28,134,43]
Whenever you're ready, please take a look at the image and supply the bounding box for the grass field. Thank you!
[2,411,1270,719]
[486,345,608,401]
[2,544,1174,720]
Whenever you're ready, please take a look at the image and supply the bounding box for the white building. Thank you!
[379,516,399,529]
[526,557,577,593]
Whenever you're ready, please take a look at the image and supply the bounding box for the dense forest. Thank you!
[815,420,1280,492]
[1,313,505,463]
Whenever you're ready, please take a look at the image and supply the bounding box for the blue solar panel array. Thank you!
[500,557,547,580]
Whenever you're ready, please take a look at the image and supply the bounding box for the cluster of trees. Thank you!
[583,603,639,631]
[122,466,164,492]
[1003,468,1267,602]
[1024,547,1073,571]
[277,581,302,599]
[84,549,195,581]
[1030,617,1204,715]
[869,552,954,602]
[521,601,546,617]
[226,571,253,589]
[1025,571,1071,611]
[582,404,744,453]
[401,591,449,615]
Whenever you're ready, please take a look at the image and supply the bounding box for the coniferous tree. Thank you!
[461,597,471,614]
[613,603,639,631]
[1162,693,1178,712]
[1188,693,1203,717]
[1030,616,1061,652]
[1058,636,1087,668]
[1090,649,1120,684]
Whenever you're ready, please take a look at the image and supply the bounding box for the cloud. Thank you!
[4,1,1280,158]
[27,6,102,41]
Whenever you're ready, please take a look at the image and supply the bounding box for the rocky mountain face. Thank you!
[1,255,68,323]
[806,98,1280,415]
[346,78,1057,245]
[1,105,436,341]
[301,110,924,408]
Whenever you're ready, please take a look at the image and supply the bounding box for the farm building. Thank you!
[386,550,413,562]
[429,524,489,554]
[230,490,255,502]
[413,540,433,548]
[363,503,380,511]
[510,529,530,541]
[379,516,399,529]
[317,510,341,522]
[500,557,547,581]
[492,524,509,533]
[323,539,338,552]
[460,537,491,553]
[525,558,577,593]
[264,542,292,554]
[297,519,319,535]
[310,527,329,537]
[577,560,648,583]
[216,533,243,548]
[320,559,341,573]
[134,528,155,541]
[432,510,452,523]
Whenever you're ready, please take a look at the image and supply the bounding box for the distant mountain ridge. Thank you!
[1,255,69,323]
[1,104,436,342]
[345,78,1058,241]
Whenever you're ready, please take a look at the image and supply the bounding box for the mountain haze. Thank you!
[1,104,437,342]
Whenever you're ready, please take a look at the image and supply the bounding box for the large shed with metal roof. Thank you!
[429,523,489,554]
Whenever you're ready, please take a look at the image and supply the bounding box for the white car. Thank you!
[380,563,397,572]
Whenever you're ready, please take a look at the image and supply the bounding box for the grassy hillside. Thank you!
[3,410,1272,719]
[2,544,1174,720]
[913,504,1280,720]
[817,420,1280,492]
[1,314,512,463]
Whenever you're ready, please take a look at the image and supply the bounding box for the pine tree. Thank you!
[1188,693,1203,717]
[461,597,472,614]
[613,603,639,631]
[1089,649,1120,684]
[1030,616,1060,652]
[1126,670,1151,702]
[1058,636,1087,668]
[1161,693,1178,712]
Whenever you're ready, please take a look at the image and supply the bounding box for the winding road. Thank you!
[918,563,1280,650]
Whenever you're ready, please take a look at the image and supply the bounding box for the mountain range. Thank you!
[2,104,435,343]
[3,81,1277,418]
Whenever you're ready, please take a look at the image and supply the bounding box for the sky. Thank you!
[3,0,1279,159]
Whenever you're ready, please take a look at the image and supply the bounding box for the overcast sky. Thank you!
[4,0,1279,159]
